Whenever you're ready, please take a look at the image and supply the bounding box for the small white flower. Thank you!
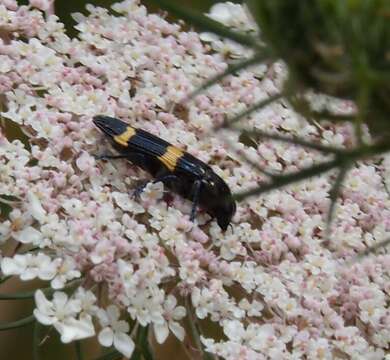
[359,298,385,326]
[153,295,186,344]
[191,287,209,319]
[50,257,81,289]
[1,253,57,281]
[238,298,264,317]
[34,290,95,343]
[74,287,98,316]
[27,192,47,223]
[89,239,115,265]
[29,0,53,12]
[13,226,43,246]
[206,2,257,32]
[97,305,134,358]
[140,181,164,202]
[112,192,145,214]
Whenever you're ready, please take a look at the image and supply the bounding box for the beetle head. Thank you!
[202,169,236,231]
[93,115,128,138]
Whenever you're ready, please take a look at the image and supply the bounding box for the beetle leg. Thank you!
[133,174,179,198]
[190,180,202,222]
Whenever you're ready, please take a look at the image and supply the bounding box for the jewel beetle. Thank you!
[93,115,236,230]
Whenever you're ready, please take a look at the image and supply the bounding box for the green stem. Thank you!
[75,341,83,360]
[236,128,345,154]
[33,320,41,360]
[234,158,339,201]
[234,140,390,202]
[355,85,369,145]
[0,314,35,331]
[0,275,13,285]
[0,279,82,300]
[184,52,268,101]
[94,350,123,360]
[219,93,284,130]
[185,296,203,355]
[148,0,260,48]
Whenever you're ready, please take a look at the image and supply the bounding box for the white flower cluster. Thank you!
[200,2,260,60]
[0,1,388,359]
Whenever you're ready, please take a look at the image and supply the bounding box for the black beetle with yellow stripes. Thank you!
[93,115,236,231]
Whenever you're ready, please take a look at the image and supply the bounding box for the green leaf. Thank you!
[0,314,35,331]
[148,0,260,48]
[184,52,269,101]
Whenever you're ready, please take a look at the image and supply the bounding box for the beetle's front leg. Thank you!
[190,180,202,222]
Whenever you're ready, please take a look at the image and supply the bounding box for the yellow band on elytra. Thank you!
[158,145,184,171]
[113,126,136,147]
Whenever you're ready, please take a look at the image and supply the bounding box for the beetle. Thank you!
[93,115,236,230]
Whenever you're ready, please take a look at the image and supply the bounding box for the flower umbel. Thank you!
[0,1,388,359]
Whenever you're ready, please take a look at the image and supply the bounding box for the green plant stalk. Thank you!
[0,314,35,331]
[75,341,83,360]
[0,279,82,300]
[33,320,41,360]
[236,128,345,154]
[148,0,260,48]
[324,162,352,241]
[218,92,284,130]
[185,296,203,353]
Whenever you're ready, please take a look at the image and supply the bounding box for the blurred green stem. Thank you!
[0,314,35,330]
[185,296,203,356]
[235,139,390,201]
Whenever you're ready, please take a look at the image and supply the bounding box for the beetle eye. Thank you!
[202,178,215,187]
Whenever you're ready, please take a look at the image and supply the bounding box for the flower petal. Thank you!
[14,226,42,245]
[113,331,135,358]
[33,308,55,325]
[55,316,95,343]
[169,321,185,341]
[1,257,23,275]
[34,290,54,316]
[154,322,169,344]
[98,327,114,347]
